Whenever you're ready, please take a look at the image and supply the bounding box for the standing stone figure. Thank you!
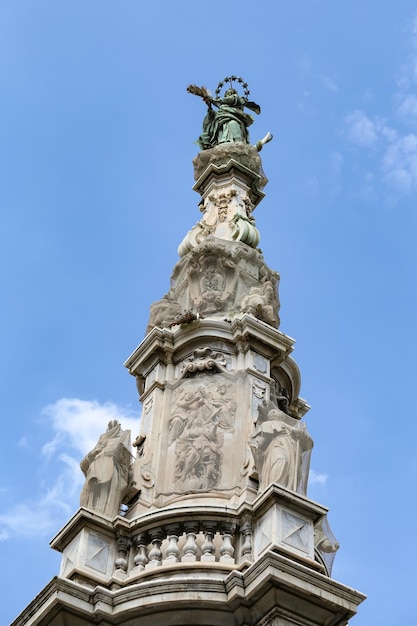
[251,400,313,495]
[80,420,132,518]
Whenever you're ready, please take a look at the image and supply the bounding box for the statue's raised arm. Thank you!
[187,76,272,151]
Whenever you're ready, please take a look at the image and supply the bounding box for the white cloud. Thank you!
[398,94,417,119]
[0,398,140,541]
[342,14,417,197]
[397,15,417,89]
[321,75,338,93]
[309,469,328,485]
[0,503,61,539]
[411,17,417,63]
[344,110,379,148]
[382,133,417,192]
[345,112,417,193]
[42,397,139,458]
[296,55,338,93]
[0,528,10,540]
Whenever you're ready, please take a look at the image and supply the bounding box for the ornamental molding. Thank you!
[179,347,228,379]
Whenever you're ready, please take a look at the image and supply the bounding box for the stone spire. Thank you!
[124,135,312,514]
[11,79,365,626]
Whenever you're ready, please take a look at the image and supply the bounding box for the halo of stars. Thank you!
[215,76,250,99]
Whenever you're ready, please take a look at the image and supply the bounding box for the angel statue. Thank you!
[187,76,272,151]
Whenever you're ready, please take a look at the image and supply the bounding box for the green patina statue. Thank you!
[187,76,272,151]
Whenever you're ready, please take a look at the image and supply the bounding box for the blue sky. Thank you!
[2,2,417,623]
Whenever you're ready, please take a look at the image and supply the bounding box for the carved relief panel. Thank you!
[188,248,238,315]
[148,239,281,330]
[205,189,237,232]
[162,373,237,494]
[251,377,268,420]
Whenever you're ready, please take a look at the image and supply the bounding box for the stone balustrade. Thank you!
[108,510,255,580]
[127,519,248,575]
[54,505,256,587]
[54,486,336,589]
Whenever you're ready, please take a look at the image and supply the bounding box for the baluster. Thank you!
[240,518,253,562]
[114,533,131,576]
[220,524,235,564]
[181,523,198,562]
[201,523,216,562]
[145,528,163,570]
[163,524,181,565]
[133,532,149,572]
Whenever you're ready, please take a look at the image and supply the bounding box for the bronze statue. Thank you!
[188,76,272,151]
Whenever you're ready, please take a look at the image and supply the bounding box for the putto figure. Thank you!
[187,76,272,151]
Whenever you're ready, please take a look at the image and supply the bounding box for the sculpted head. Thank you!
[267,409,285,421]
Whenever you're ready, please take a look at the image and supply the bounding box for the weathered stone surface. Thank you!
[250,400,313,495]
[166,373,236,492]
[147,238,280,333]
[178,144,269,258]
[193,142,268,189]
[13,490,364,625]
[124,315,313,516]
[80,420,134,518]
[240,279,279,328]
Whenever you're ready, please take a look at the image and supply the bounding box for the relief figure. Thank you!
[189,251,237,315]
[175,411,221,490]
[168,379,236,491]
[147,294,181,333]
[240,279,279,327]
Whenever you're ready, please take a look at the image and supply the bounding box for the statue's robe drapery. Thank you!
[252,410,313,495]
[197,95,254,149]
[80,424,131,518]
